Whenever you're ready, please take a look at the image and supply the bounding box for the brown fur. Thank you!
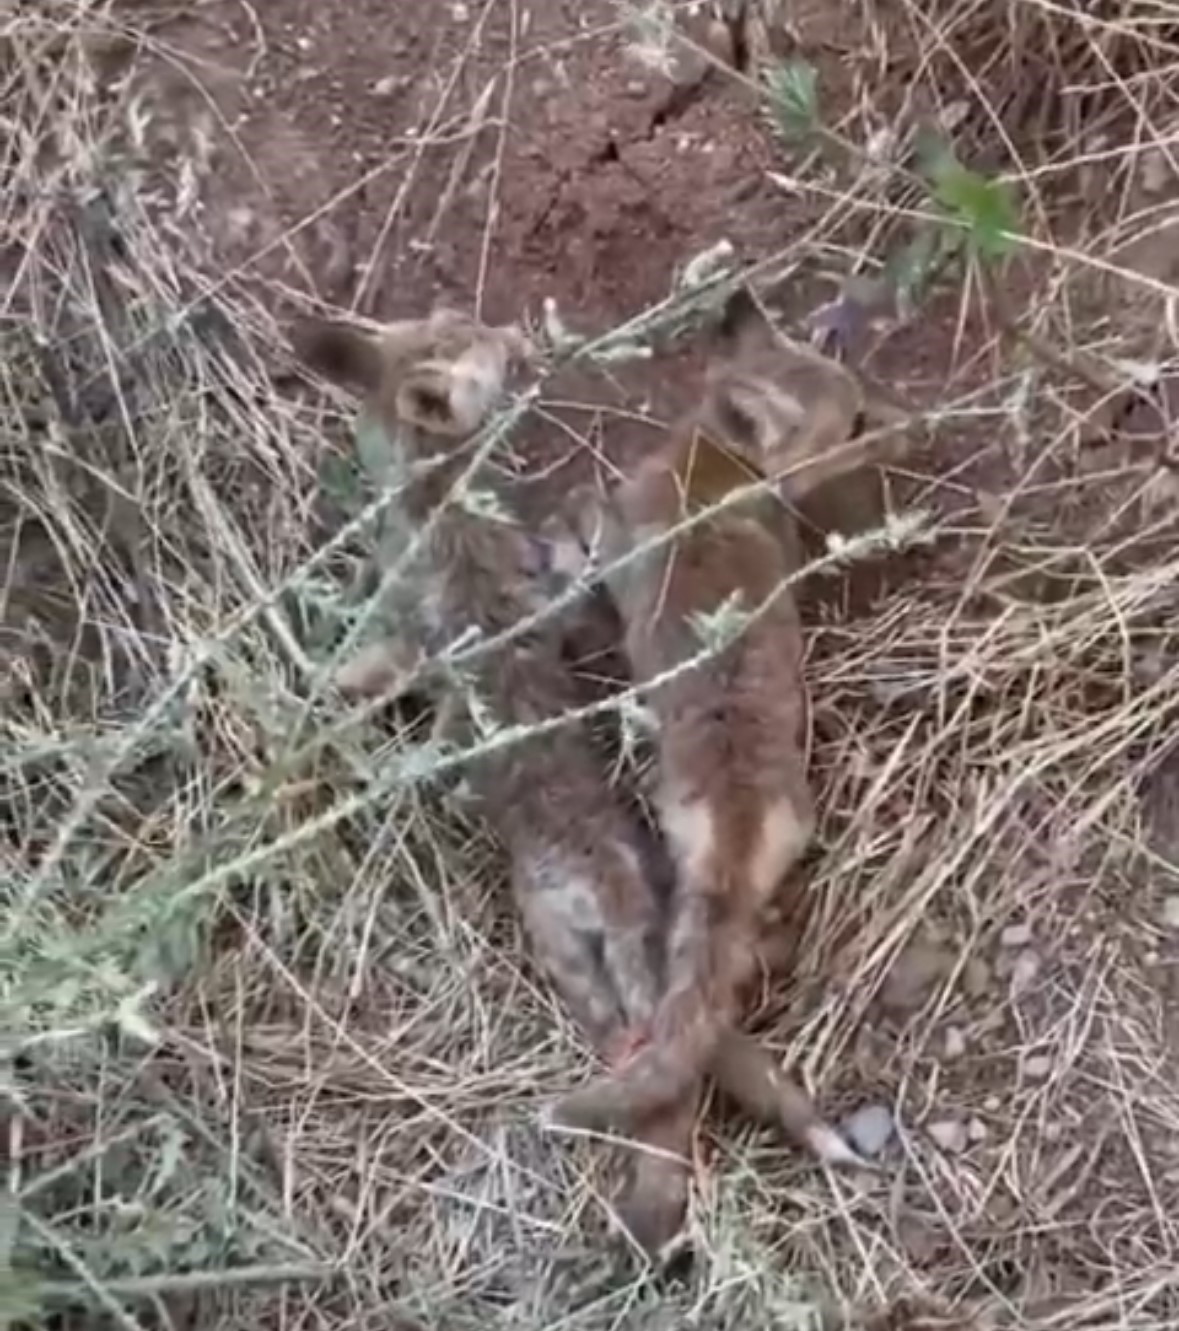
[293,308,662,1049]
[549,300,899,1137]
[707,288,902,502]
[293,307,857,1257]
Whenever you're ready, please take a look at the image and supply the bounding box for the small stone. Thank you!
[1011,950,1041,995]
[372,75,405,97]
[928,1119,968,1153]
[1023,1053,1053,1080]
[841,1104,896,1159]
[967,1117,988,1142]
[943,1026,967,1060]
[881,937,952,1013]
[703,18,736,68]
[983,1095,1001,1112]
[1001,922,1033,948]
[1142,148,1172,195]
[1161,896,1179,928]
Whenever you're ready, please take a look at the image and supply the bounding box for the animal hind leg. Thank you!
[614,1095,700,1258]
[710,1035,861,1165]
[548,885,748,1132]
[515,874,625,1049]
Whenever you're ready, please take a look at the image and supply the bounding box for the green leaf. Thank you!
[765,60,819,144]
[914,129,1020,262]
[929,163,1020,261]
[0,1263,43,1326]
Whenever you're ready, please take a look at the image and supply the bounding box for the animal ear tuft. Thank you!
[290,320,383,393]
[711,373,804,455]
[716,286,764,347]
[395,365,464,435]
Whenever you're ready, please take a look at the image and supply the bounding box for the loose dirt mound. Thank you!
[8,3,1179,1330]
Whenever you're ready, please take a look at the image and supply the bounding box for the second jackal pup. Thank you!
[551,295,892,1135]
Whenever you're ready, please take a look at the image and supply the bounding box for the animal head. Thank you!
[291,308,534,443]
[700,290,870,500]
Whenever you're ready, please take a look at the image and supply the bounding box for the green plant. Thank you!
[765,59,820,146]
[766,56,1022,311]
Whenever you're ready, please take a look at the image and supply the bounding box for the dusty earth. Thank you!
[114,0,970,608]
[12,0,1179,1328]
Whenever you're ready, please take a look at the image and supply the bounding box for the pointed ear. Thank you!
[290,320,383,393]
[710,371,805,456]
[715,286,765,349]
[395,363,466,435]
[393,322,528,436]
[444,341,513,433]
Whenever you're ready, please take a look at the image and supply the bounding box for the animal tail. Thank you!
[710,1035,863,1166]
[549,881,747,1133]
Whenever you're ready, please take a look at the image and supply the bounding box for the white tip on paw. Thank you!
[538,1099,582,1135]
[807,1123,870,1169]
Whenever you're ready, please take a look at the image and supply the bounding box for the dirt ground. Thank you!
[10,1,1179,1329]
[121,0,968,604]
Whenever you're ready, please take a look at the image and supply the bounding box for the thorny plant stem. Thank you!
[3,262,790,926]
[21,1210,147,1331]
[7,260,934,938]
[4,267,742,932]
[109,508,936,924]
[36,1262,334,1305]
[308,405,942,750]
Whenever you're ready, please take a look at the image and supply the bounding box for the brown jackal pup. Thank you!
[550,300,889,1138]
[292,307,855,1254]
[293,308,662,1055]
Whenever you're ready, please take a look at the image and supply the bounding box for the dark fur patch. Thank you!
[716,285,763,347]
[290,320,382,393]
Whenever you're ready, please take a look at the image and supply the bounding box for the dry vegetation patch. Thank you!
[6,2,1179,1329]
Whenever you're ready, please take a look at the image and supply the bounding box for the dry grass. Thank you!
[6,1,1179,1328]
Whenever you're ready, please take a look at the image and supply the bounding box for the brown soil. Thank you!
[112,0,948,621]
[125,2,787,335]
[29,1,1179,1326]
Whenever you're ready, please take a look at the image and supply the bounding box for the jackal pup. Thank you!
[550,294,891,1136]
